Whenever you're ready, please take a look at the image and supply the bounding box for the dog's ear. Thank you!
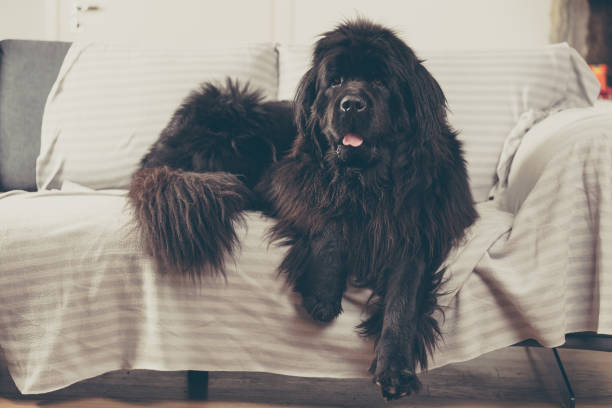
[293,67,325,159]
[393,43,448,138]
[294,67,316,134]
[410,62,448,133]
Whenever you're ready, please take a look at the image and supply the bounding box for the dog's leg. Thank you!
[290,224,347,323]
[371,259,440,400]
[129,80,293,278]
[129,167,252,277]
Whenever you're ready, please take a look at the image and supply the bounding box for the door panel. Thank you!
[58,0,275,46]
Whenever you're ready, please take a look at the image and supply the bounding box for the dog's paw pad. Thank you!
[302,296,342,322]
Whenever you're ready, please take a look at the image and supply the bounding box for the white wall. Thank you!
[289,0,552,50]
[0,0,56,40]
[0,0,553,50]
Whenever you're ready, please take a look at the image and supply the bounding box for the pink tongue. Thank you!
[342,133,363,147]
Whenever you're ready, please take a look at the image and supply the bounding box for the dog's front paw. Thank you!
[371,354,421,401]
[302,295,342,322]
[374,367,421,401]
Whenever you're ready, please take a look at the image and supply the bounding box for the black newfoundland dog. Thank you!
[129,20,477,400]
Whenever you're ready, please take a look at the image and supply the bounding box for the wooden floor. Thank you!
[2,347,612,407]
[2,401,610,408]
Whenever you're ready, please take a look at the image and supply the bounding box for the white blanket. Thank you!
[2,111,612,393]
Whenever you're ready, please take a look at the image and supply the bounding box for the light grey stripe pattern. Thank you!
[2,110,612,394]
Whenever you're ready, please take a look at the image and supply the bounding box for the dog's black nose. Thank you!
[340,95,367,113]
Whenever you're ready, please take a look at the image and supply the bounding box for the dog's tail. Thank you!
[129,166,251,278]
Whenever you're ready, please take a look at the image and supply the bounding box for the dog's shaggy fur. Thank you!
[129,20,477,400]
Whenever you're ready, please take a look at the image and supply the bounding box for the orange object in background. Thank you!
[590,64,610,99]
[591,64,608,88]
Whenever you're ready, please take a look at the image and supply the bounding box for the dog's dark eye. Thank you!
[330,77,343,88]
[373,79,384,87]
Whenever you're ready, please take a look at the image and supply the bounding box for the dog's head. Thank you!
[294,19,449,169]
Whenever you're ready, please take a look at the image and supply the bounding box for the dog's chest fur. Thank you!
[266,156,414,284]
[337,181,409,285]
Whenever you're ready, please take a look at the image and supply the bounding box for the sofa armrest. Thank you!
[497,105,612,214]
[0,40,70,192]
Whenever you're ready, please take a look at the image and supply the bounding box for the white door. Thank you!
[57,0,277,47]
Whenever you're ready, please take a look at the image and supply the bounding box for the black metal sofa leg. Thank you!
[187,370,209,400]
[552,348,576,408]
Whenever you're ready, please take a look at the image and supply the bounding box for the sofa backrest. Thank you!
[36,42,279,191]
[0,40,70,192]
[0,40,600,201]
[278,43,600,202]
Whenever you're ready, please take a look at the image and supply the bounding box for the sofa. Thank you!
[1,39,611,403]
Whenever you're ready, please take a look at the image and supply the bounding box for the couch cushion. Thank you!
[0,186,514,394]
[0,40,70,191]
[278,43,600,202]
[36,42,278,190]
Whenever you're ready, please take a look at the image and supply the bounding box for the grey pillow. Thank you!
[0,40,70,191]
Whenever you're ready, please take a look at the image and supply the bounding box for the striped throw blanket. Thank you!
[1,106,611,393]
